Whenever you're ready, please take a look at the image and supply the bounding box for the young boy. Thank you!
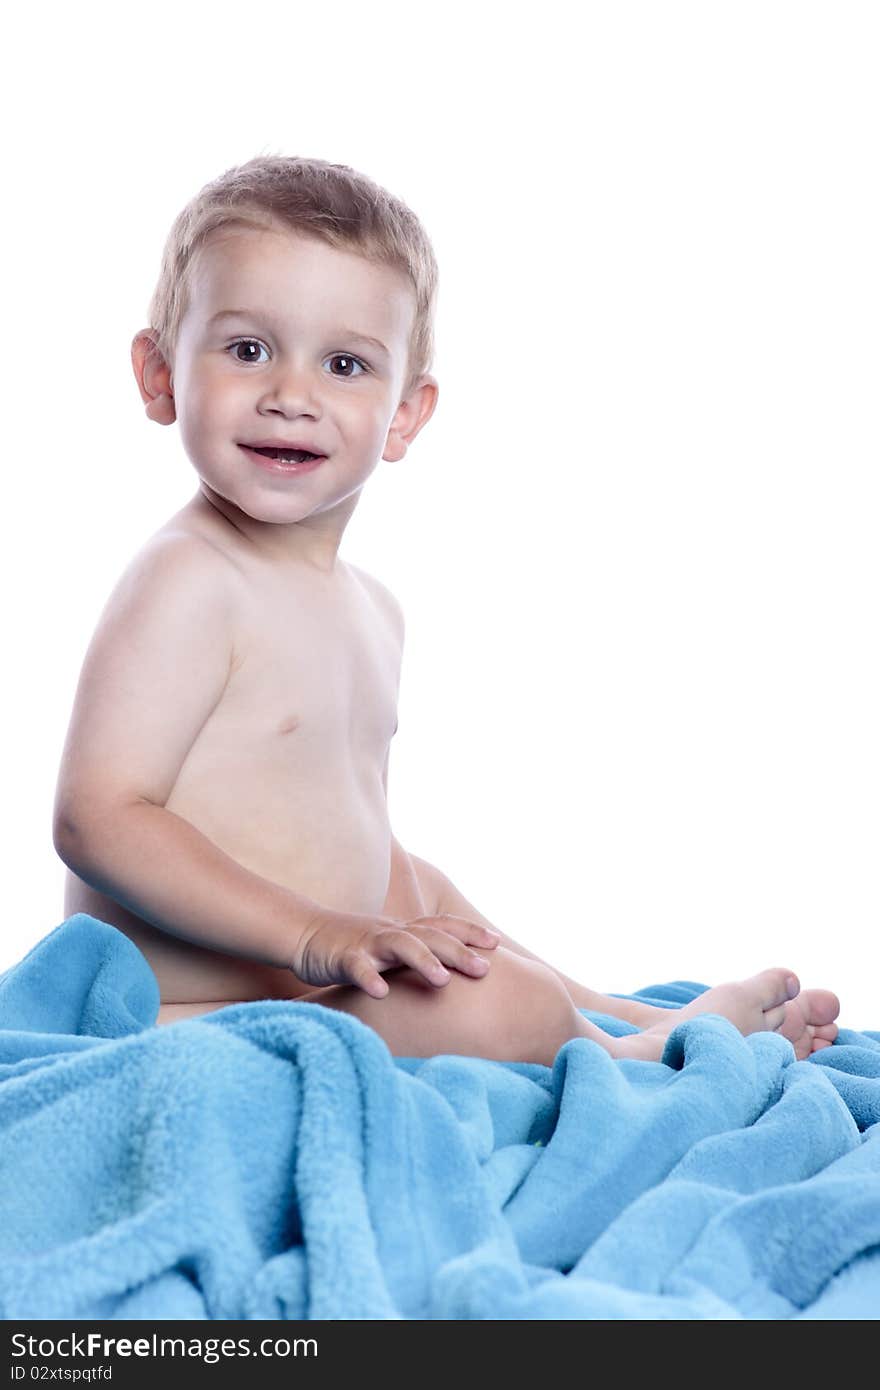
[52,155,840,1066]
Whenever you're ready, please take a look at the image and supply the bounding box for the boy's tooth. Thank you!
[248,444,320,462]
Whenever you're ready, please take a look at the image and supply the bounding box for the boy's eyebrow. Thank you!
[207,309,391,357]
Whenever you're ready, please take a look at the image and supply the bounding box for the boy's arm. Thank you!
[53,536,317,968]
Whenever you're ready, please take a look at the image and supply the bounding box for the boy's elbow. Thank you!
[53,806,93,867]
[53,821,82,880]
[52,796,136,865]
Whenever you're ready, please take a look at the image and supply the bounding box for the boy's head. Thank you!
[131,154,439,534]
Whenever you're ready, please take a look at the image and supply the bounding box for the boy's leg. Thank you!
[295,946,620,1066]
[419,869,840,1049]
[157,1000,233,1025]
[292,951,835,1063]
[153,956,837,1064]
[411,857,664,1024]
[154,951,613,1064]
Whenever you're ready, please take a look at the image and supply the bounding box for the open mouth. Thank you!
[246,446,324,464]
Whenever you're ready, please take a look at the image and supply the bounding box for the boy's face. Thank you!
[134,225,436,548]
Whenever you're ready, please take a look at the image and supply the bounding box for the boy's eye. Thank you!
[228,338,270,365]
[226,339,367,378]
[327,353,367,378]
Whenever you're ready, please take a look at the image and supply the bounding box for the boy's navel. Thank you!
[277,715,301,736]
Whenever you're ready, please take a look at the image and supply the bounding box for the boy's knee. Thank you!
[316,945,575,1064]
[446,946,575,1062]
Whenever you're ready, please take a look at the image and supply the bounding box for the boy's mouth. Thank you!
[242,445,324,464]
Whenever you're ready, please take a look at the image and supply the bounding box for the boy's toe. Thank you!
[811,1021,839,1043]
[801,988,840,1026]
[754,967,800,1012]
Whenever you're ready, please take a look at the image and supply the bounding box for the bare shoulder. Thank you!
[151,508,249,578]
[86,524,246,685]
[348,562,405,641]
[54,528,241,829]
[101,525,241,619]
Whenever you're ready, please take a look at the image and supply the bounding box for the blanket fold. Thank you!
[1,914,878,1319]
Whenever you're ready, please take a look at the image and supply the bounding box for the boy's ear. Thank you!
[131,329,177,426]
[383,375,439,462]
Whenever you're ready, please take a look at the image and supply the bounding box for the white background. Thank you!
[2,2,877,1027]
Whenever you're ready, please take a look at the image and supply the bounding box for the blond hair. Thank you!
[146,153,439,399]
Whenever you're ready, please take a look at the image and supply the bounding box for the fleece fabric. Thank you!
[1,914,878,1320]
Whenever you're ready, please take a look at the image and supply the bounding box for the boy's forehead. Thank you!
[189,226,414,345]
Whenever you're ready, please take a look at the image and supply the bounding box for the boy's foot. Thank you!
[775,982,840,1056]
[615,968,840,1062]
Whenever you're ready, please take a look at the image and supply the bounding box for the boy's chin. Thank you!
[196,476,339,526]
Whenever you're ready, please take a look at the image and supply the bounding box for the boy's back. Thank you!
[59,492,410,1005]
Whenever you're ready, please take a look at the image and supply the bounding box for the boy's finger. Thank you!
[412,915,501,948]
[475,931,500,948]
[344,955,391,998]
[422,933,491,976]
[380,931,452,987]
[401,924,492,977]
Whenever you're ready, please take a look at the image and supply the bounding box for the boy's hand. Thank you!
[290,910,500,999]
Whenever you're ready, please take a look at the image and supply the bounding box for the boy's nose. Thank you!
[259,365,321,414]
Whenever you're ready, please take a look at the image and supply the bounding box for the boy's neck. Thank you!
[187,485,356,576]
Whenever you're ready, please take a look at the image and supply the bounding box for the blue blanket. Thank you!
[1,914,879,1320]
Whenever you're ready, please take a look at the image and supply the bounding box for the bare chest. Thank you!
[63,529,411,1000]
[169,567,402,817]
[224,574,400,760]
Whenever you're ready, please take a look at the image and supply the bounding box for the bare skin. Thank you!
[56,223,841,1067]
[62,492,839,1065]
